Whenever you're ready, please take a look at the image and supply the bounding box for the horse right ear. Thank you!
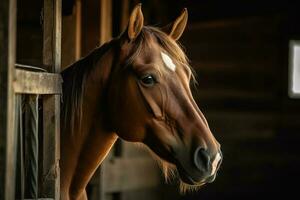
[127,4,144,40]
[161,8,188,40]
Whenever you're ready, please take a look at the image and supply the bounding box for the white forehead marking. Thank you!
[211,153,221,176]
[161,52,176,71]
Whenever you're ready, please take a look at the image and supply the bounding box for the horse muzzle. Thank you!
[175,146,223,185]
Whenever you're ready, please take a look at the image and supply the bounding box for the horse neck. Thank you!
[61,46,118,198]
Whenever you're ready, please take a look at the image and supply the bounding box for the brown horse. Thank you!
[60,4,222,200]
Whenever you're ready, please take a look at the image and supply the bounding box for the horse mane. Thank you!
[61,25,196,136]
[61,41,114,134]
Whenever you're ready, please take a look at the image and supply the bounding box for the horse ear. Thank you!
[127,3,144,40]
[161,8,188,40]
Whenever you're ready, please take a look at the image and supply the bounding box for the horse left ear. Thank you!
[161,8,188,40]
[127,3,144,40]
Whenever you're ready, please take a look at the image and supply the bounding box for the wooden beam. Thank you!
[42,0,61,199]
[102,158,161,193]
[0,0,17,199]
[14,69,62,94]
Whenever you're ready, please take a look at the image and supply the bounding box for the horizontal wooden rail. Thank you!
[14,69,62,94]
[100,157,161,192]
[24,198,54,200]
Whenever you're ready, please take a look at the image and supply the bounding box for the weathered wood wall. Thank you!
[14,0,62,198]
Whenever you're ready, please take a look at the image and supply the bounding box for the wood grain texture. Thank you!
[102,157,161,192]
[0,0,17,199]
[14,69,62,94]
[42,0,61,199]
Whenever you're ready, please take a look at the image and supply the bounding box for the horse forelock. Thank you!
[124,26,197,85]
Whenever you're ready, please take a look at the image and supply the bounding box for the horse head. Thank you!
[105,4,222,191]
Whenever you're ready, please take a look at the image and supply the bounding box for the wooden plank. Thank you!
[42,96,60,199]
[99,0,112,44]
[14,69,62,94]
[53,0,61,73]
[75,0,81,60]
[61,0,81,69]
[43,0,61,72]
[205,111,280,140]
[102,158,161,193]
[195,89,277,101]
[24,198,54,200]
[81,0,100,55]
[43,0,53,70]
[42,0,61,199]
[120,0,129,32]
[0,0,17,199]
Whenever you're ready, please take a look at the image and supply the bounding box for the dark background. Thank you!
[139,1,300,199]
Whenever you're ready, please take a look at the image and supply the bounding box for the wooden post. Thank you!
[0,0,17,199]
[99,0,112,44]
[42,0,61,199]
[75,0,82,59]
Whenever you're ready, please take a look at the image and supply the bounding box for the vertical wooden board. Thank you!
[62,11,78,68]
[120,0,129,32]
[16,0,43,67]
[0,0,17,199]
[61,0,81,69]
[43,0,61,72]
[99,0,112,44]
[42,95,60,199]
[81,0,100,55]
[75,0,82,60]
[53,0,62,73]
[43,0,54,69]
[42,0,61,199]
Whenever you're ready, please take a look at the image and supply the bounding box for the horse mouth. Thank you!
[175,161,217,186]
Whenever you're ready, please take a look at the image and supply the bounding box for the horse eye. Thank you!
[141,75,156,86]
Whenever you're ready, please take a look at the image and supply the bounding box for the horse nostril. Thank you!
[193,146,210,171]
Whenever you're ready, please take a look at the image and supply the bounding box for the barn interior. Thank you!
[14,0,300,199]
